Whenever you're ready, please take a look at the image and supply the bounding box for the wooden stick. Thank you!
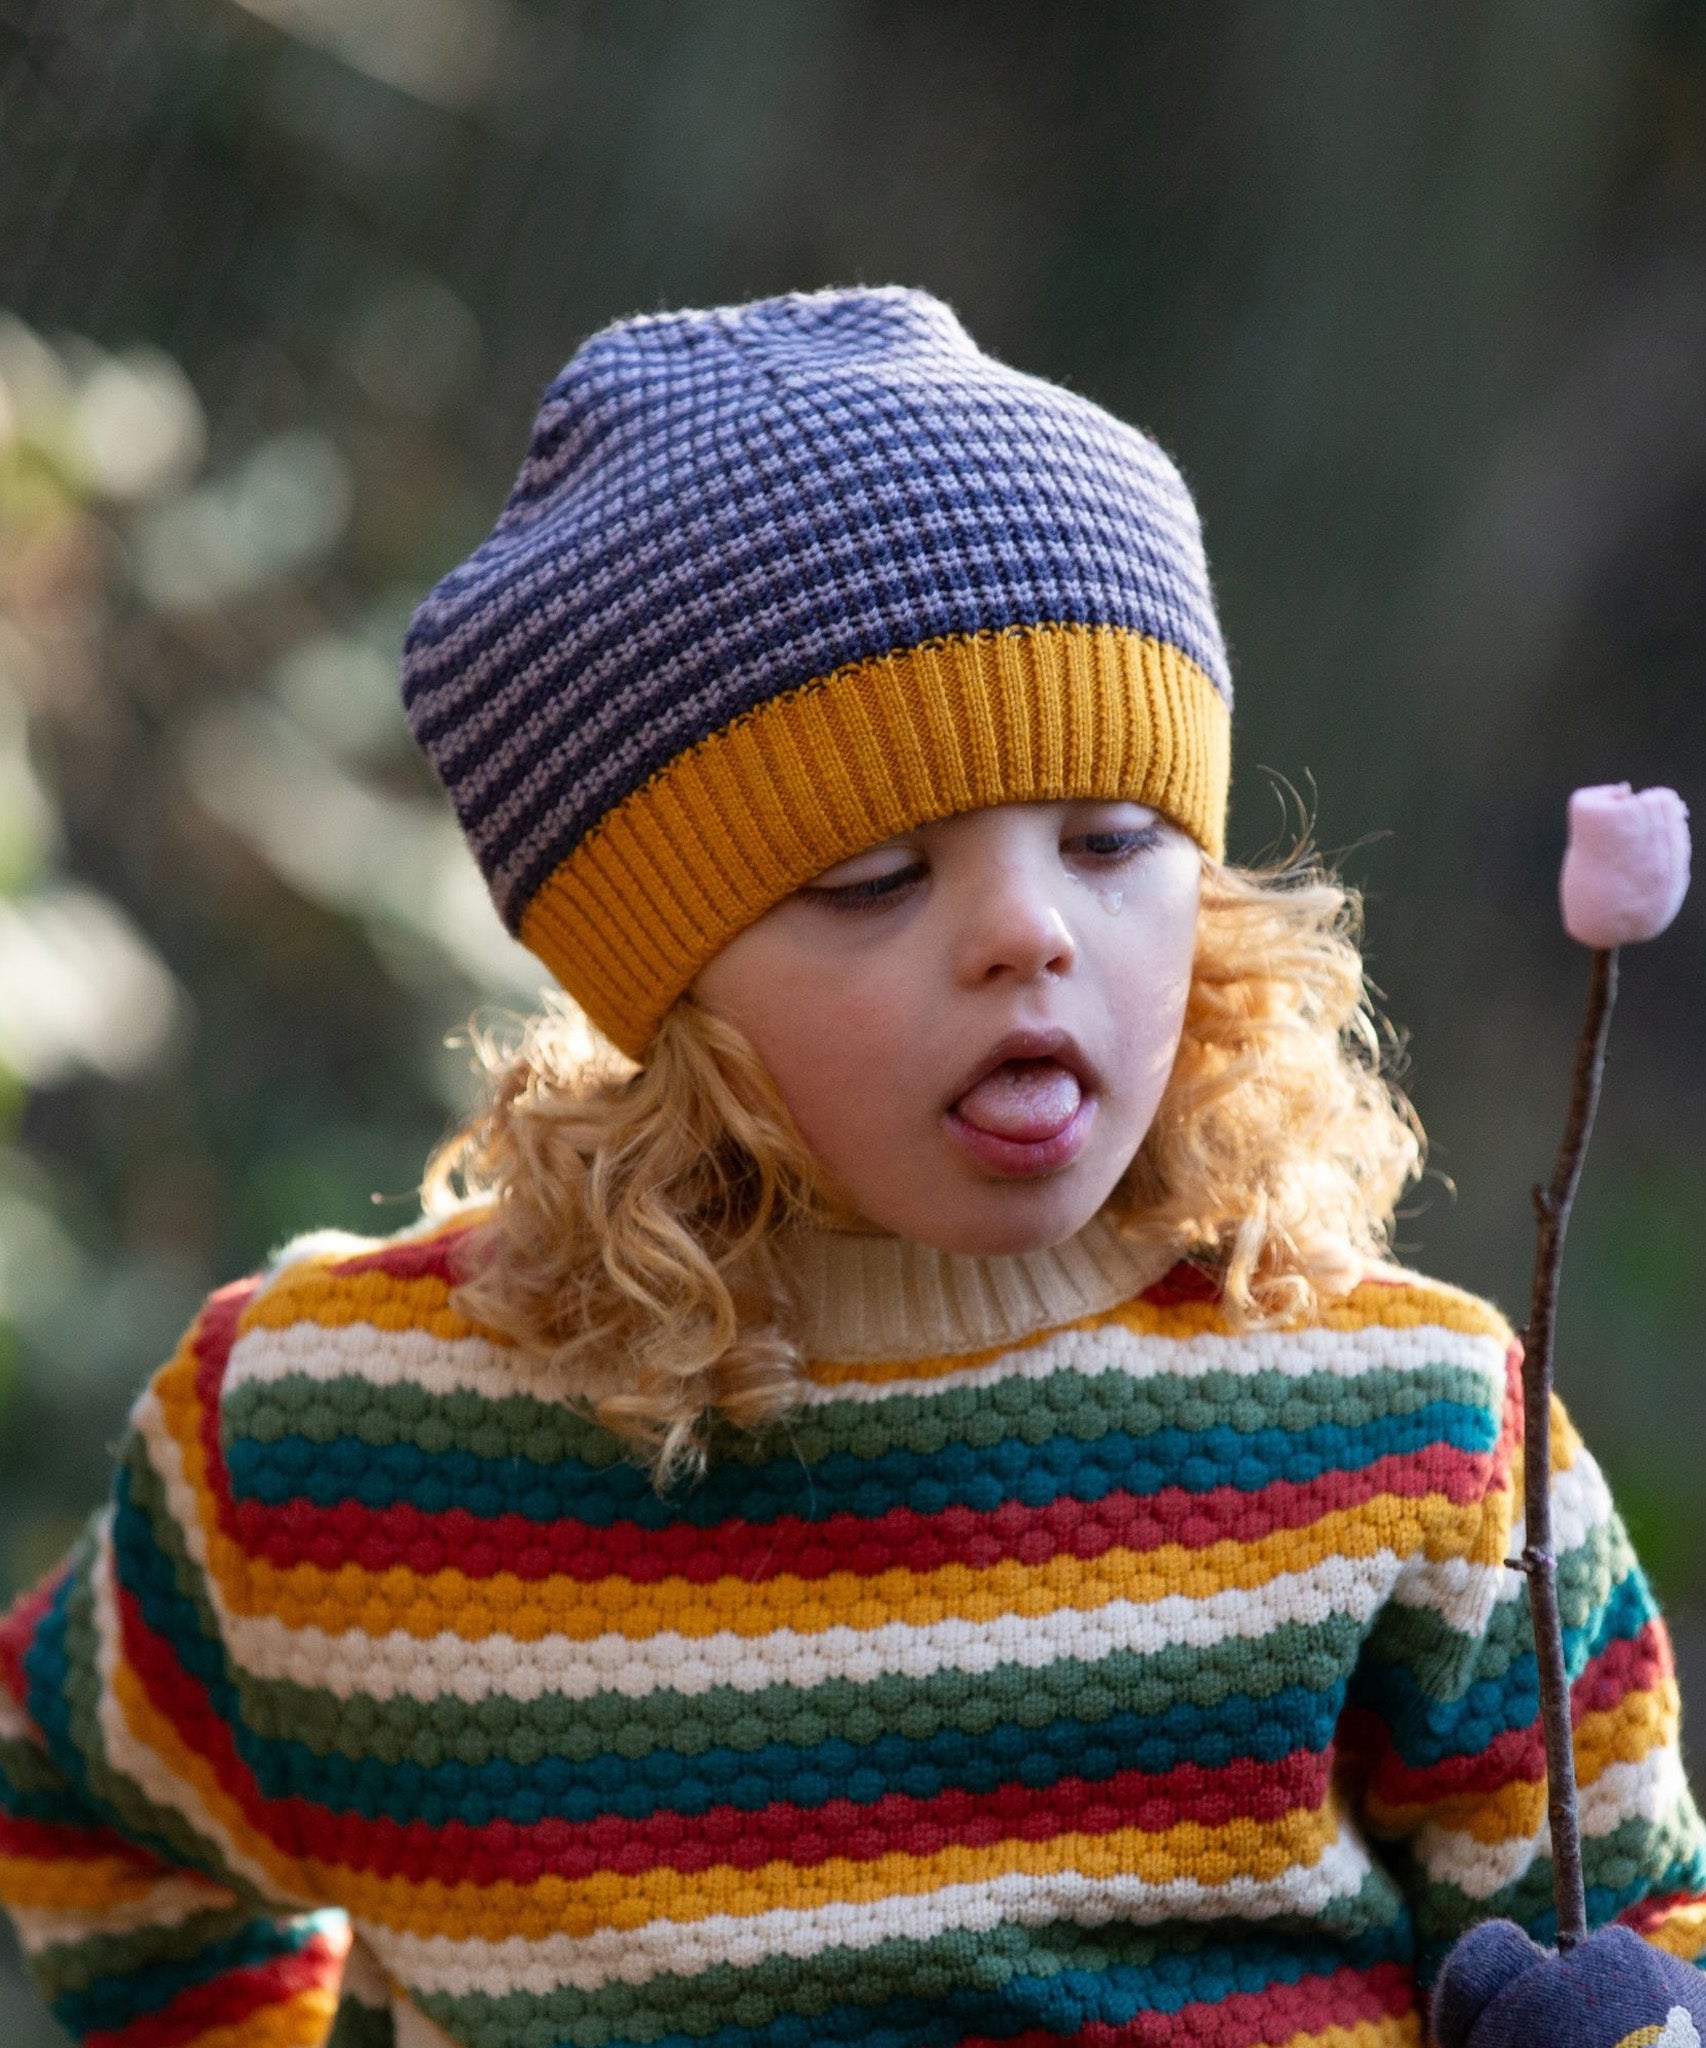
[1518,943,1619,1950]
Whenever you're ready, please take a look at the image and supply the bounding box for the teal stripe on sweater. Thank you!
[228,1399,1498,1524]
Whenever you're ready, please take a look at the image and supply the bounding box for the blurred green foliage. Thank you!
[1,4,1705,2037]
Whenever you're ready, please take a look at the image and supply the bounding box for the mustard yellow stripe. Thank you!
[1551,1395,1585,1472]
[1302,1281,1510,1351]
[1278,2024,1421,2048]
[0,1850,169,1915]
[1576,1675,1678,1784]
[321,1801,1340,1942]
[1507,1399,1588,1500]
[240,1264,475,1343]
[1640,1898,1706,1962]
[519,623,1231,1055]
[1363,1679,1679,1842]
[1338,1273,1515,1345]
[179,1984,343,2048]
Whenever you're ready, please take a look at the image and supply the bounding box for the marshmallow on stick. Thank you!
[1560,783,1691,946]
[1522,783,1691,1952]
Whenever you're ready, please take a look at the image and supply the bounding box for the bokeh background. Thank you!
[2,4,1703,2035]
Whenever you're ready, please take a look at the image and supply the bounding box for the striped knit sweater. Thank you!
[2,1208,1703,2048]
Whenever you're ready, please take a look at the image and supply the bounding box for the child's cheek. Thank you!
[788,979,918,1120]
[755,971,930,1188]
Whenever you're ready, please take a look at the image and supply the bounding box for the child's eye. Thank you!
[1068,824,1165,862]
[802,862,926,911]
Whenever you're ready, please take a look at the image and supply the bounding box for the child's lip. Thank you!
[941,1093,1097,1178]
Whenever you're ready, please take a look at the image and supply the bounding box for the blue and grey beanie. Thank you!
[401,285,1232,1054]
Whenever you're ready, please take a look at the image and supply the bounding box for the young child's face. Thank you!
[693,799,1202,1254]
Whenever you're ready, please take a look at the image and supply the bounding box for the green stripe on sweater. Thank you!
[1359,1513,1641,1705]
[233,1612,1368,1766]
[413,1871,1409,2048]
[58,1491,261,1904]
[329,1987,397,2048]
[25,1905,257,2000]
[223,1358,1504,1467]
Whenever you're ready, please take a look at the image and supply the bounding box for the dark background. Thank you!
[2,5,1703,2037]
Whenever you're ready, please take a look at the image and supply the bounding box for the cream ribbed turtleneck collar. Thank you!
[772,1209,1186,1364]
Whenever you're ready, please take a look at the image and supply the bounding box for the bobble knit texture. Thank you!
[3,1217,1705,2048]
[400,288,1234,1053]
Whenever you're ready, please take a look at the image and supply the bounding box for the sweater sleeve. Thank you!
[1340,1360,1706,1987]
[0,1285,365,2047]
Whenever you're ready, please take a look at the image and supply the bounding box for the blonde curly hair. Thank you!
[424,836,1426,1491]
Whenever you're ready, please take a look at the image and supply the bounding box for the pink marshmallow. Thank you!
[1558,783,1691,948]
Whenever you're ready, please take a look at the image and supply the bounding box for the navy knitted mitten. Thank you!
[1433,1920,1706,2048]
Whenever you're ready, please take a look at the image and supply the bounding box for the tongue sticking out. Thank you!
[953,1058,1083,1142]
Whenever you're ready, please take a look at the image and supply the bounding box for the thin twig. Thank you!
[1521,944,1619,1950]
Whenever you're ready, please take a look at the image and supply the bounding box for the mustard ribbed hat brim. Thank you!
[520,621,1230,1056]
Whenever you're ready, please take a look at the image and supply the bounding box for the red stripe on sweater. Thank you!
[0,1564,70,1717]
[216,1441,1493,1584]
[1343,1620,1669,1808]
[0,1811,167,1869]
[1621,1886,1706,1936]
[1137,1260,1225,1308]
[325,1223,482,1284]
[958,1959,1415,2048]
[190,1278,265,1550]
[289,1744,1333,1887]
[1495,1340,1522,1475]
[1570,1618,1673,1722]
[115,1577,1332,1883]
[82,1932,342,2048]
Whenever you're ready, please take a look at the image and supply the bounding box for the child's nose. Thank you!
[954,875,1077,987]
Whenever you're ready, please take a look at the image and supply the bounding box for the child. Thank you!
[2,286,1702,2048]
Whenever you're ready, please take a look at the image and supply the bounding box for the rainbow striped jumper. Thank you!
[2,1208,1703,2048]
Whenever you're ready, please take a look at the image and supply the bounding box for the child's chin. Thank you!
[902,1168,1114,1260]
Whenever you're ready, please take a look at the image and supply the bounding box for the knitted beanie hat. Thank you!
[401,286,1233,1056]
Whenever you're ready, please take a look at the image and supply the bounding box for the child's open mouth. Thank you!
[944,1055,1096,1176]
